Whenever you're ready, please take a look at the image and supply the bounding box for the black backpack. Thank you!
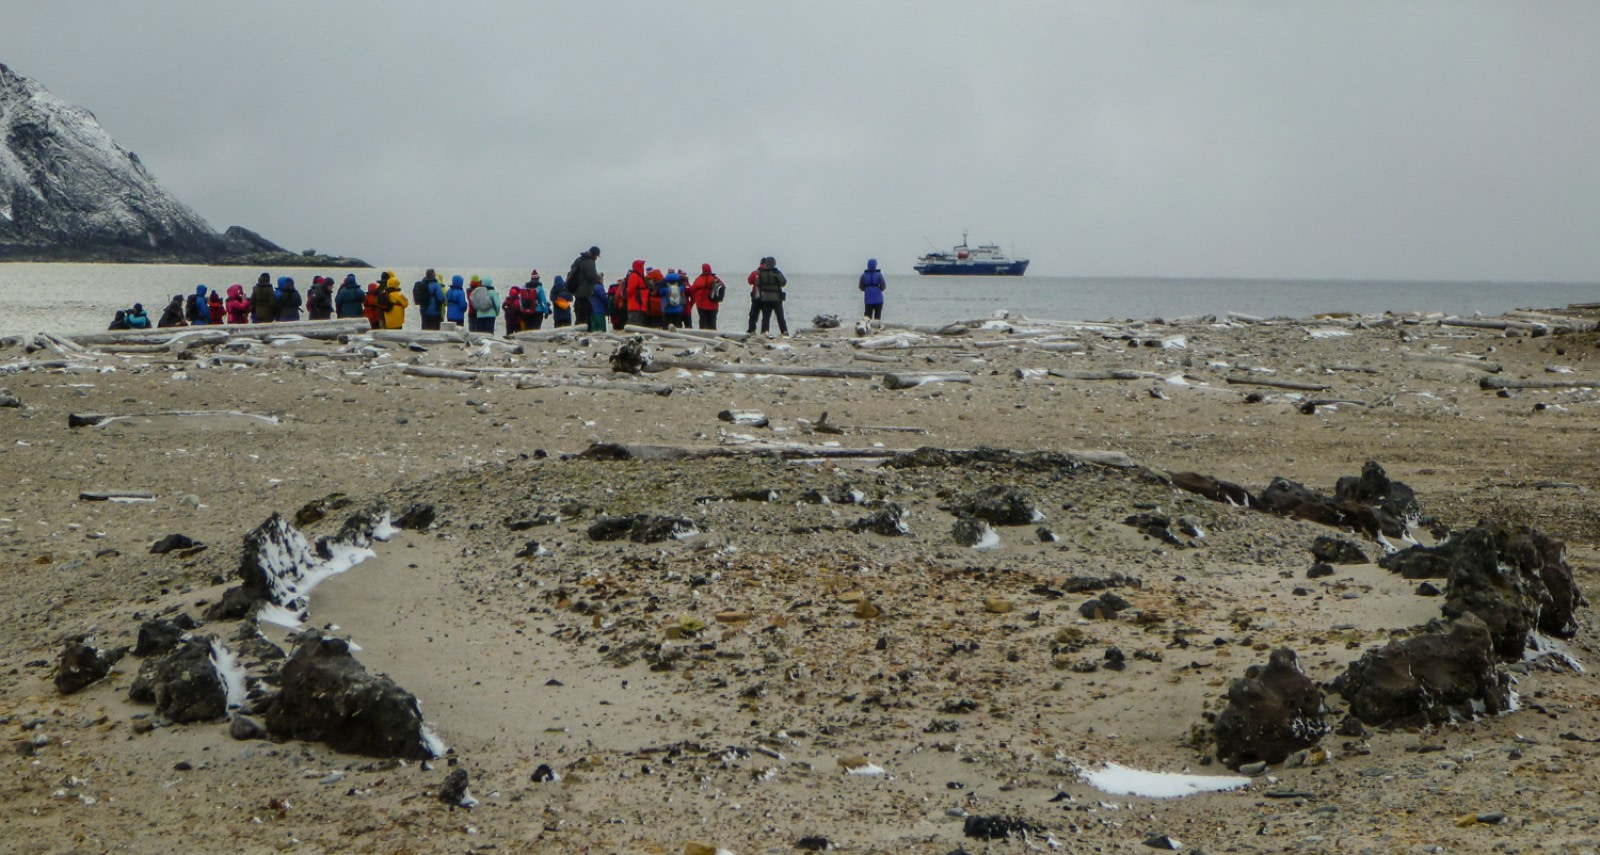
[413,280,429,311]
[710,278,726,303]
[185,293,202,319]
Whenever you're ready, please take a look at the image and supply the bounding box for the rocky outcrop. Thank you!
[262,635,436,759]
[1330,615,1511,728]
[54,637,124,694]
[1213,648,1328,770]
[0,63,364,266]
[127,637,227,722]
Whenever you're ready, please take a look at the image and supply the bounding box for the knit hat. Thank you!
[589,246,600,257]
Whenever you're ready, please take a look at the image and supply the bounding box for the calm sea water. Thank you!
[1,262,1596,338]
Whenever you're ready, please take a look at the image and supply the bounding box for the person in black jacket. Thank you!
[567,246,602,331]
[753,256,788,336]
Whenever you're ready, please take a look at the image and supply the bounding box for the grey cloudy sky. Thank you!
[5,1,1598,279]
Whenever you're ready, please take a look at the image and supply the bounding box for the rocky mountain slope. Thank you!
[0,62,363,266]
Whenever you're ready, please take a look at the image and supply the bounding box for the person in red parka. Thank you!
[224,284,251,324]
[686,263,724,331]
[207,289,226,324]
[624,260,650,328]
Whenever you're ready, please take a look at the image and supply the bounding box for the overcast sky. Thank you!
[4,2,1598,279]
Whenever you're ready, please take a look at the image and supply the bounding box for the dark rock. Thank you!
[128,637,227,723]
[586,514,698,544]
[54,637,124,694]
[1036,527,1058,543]
[886,446,1083,474]
[727,488,778,502]
[796,835,831,851]
[513,540,542,558]
[1416,581,1442,597]
[962,815,1042,840]
[438,768,470,806]
[134,614,198,657]
[1169,471,1254,506]
[1258,475,1398,538]
[1060,575,1142,594]
[1103,647,1127,671]
[293,493,352,527]
[1334,461,1420,531]
[945,486,1039,526]
[811,314,841,329]
[1330,614,1511,727]
[261,635,435,759]
[1438,524,1581,657]
[1214,648,1328,770]
[531,763,558,782]
[206,585,263,622]
[609,336,650,375]
[950,516,990,547]
[1124,513,1186,546]
[392,503,436,530]
[849,503,908,536]
[1079,598,1120,620]
[1310,535,1366,565]
[229,714,267,741]
[1306,563,1336,579]
[1142,834,1184,850]
[149,533,201,555]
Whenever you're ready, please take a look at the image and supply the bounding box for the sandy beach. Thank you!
[3,308,1600,854]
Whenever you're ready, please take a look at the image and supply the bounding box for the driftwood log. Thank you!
[1223,375,1333,392]
[1401,352,1502,372]
[71,319,369,346]
[1479,375,1600,391]
[648,358,878,380]
[882,372,974,390]
[68,410,281,428]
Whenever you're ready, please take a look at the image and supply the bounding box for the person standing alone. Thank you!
[859,259,886,322]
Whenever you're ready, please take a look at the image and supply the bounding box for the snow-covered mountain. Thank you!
[0,63,362,266]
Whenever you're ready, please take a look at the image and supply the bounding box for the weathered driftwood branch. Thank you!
[852,352,904,363]
[402,366,478,381]
[882,372,973,390]
[1401,352,1502,372]
[648,358,878,380]
[78,490,155,501]
[1043,368,1161,381]
[516,376,673,396]
[1327,364,1380,374]
[372,330,467,345]
[1479,375,1600,391]
[68,410,281,428]
[1223,375,1333,392]
[801,412,928,435]
[573,441,902,462]
[72,319,369,346]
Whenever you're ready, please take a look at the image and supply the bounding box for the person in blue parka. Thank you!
[275,277,303,322]
[335,274,366,318]
[446,275,468,325]
[859,259,886,321]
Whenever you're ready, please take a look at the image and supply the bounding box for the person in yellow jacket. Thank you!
[380,272,409,329]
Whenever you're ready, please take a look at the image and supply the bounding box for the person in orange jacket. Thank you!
[686,263,724,330]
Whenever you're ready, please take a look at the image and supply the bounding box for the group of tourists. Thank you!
[107,249,889,337]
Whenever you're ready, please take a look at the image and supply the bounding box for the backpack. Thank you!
[185,293,202,319]
[375,287,393,312]
[413,280,429,311]
[520,289,537,314]
[709,278,726,303]
[469,286,494,314]
[310,286,332,314]
[666,283,684,309]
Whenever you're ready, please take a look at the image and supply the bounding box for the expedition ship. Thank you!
[914,232,1029,276]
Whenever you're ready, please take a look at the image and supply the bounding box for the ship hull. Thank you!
[913,259,1029,276]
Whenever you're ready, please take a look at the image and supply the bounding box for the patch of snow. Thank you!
[420,723,449,758]
[1161,336,1187,349]
[845,763,885,776]
[1079,761,1250,798]
[370,512,399,542]
[209,639,248,710]
[108,496,155,503]
[1527,633,1585,673]
[1305,327,1352,339]
[972,524,1001,551]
